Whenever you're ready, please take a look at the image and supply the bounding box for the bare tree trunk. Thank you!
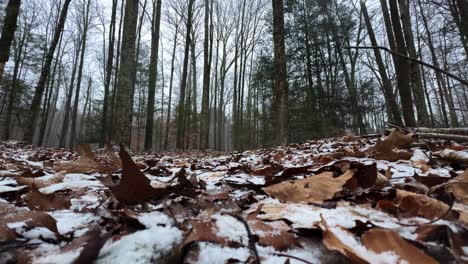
[0,0,21,81]
[361,1,402,124]
[101,0,118,146]
[112,0,139,145]
[164,23,179,150]
[59,43,80,148]
[176,0,194,149]
[24,0,72,144]
[70,0,92,149]
[200,0,211,150]
[398,0,429,126]
[272,0,289,145]
[387,0,416,127]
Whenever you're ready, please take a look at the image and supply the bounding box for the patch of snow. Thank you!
[97,226,183,264]
[40,180,103,194]
[0,185,26,193]
[194,242,250,264]
[136,211,174,228]
[212,214,248,245]
[23,227,56,240]
[49,211,100,234]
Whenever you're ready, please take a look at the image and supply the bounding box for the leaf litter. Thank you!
[0,129,467,263]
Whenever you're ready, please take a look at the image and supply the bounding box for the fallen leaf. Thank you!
[25,183,70,211]
[262,170,354,204]
[61,226,111,264]
[361,228,438,264]
[434,149,468,164]
[16,171,65,189]
[0,202,59,236]
[376,189,456,220]
[249,220,300,251]
[444,170,468,205]
[106,145,165,205]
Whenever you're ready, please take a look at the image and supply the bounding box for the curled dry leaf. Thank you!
[54,144,110,174]
[105,145,165,205]
[248,220,300,251]
[372,129,415,161]
[433,149,468,164]
[61,226,111,264]
[361,228,438,264]
[0,223,17,243]
[443,170,468,205]
[262,170,354,204]
[25,183,71,211]
[16,171,65,189]
[317,215,368,264]
[0,202,59,236]
[376,189,455,220]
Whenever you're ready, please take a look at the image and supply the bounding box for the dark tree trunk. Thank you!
[387,0,416,127]
[112,0,139,146]
[361,1,403,124]
[176,0,194,149]
[0,0,21,81]
[271,0,289,145]
[24,0,72,144]
[144,0,162,150]
[200,0,211,150]
[101,0,118,146]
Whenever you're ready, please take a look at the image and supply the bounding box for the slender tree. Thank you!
[112,0,139,145]
[271,0,289,144]
[24,0,72,144]
[144,0,162,150]
[0,0,21,81]
[176,0,194,149]
[200,0,211,150]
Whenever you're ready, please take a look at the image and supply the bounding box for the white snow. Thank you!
[49,211,100,234]
[136,211,174,228]
[212,214,248,244]
[97,226,183,264]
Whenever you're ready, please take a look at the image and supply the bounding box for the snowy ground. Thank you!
[0,130,467,264]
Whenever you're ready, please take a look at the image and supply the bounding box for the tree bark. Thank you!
[0,0,21,81]
[176,0,194,149]
[271,0,289,145]
[164,23,179,150]
[388,0,416,127]
[24,0,72,144]
[361,1,402,124]
[200,0,211,150]
[144,0,162,150]
[101,0,118,146]
[112,0,139,146]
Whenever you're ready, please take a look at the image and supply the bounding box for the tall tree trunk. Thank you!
[272,0,289,144]
[2,18,29,140]
[361,1,402,124]
[398,0,429,126]
[164,23,179,150]
[101,0,118,146]
[70,0,92,149]
[59,43,80,148]
[144,0,162,150]
[112,0,139,146]
[387,0,416,127]
[0,0,21,81]
[24,0,72,144]
[176,0,194,149]
[417,0,450,127]
[200,0,211,150]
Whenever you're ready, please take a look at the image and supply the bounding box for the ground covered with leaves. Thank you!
[0,129,467,264]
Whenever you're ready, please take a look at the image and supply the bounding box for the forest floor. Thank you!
[0,130,467,264]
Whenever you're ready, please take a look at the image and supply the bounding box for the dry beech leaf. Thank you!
[183,218,230,247]
[361,228,438,264]
[0,202,59,236]
[61,226,111,264]
[105,145,165,205]
[248,220,300,251]
[25,183,70,211]
[444,170,468,205]
[105,144,122,168]
[54,144,108,174]
[262,170,354,204]
[0,223,17,243]
[318,215,368,264]
[434,149,468,164]
[377,189,455,220]
[372,139,412,161]
[16,171,65,189]
[386,129,416,148]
